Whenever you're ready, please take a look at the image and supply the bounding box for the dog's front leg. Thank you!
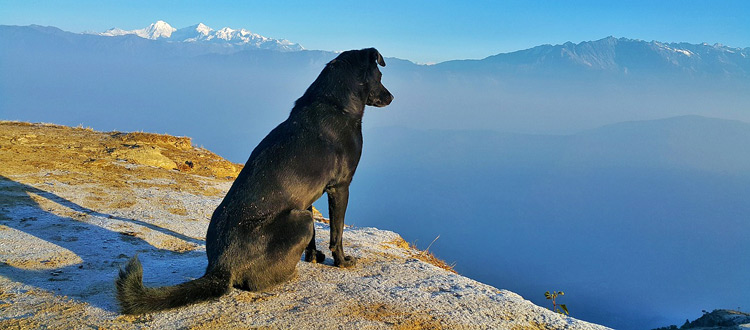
[327,185,356,267]
[304,206,326,263]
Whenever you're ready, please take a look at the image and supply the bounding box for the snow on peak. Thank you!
[100,20,175,39]
[99,27,128,37]
[195,23,212,36]
[95,21,303,51]
[653,41,694,57]
[215,27,236,41]
[142,20,176,39]
[674,49,693,57]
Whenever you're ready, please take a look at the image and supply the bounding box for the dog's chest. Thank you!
[319,125,362,181]
[332,129,362,164]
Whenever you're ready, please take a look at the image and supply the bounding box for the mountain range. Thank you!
[3,21,748,78]
[438,36,749,77]
[103,21,750,73]
[16,20,744,77]
[95,20,303,52]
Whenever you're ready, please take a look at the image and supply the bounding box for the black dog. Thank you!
[115,48,393,314]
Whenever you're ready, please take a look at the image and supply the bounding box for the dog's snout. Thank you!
[381,89,394,106]
[367,83,394,107]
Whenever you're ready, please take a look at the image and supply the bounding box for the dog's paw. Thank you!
[334,255,357,268]
[304,249,326,263]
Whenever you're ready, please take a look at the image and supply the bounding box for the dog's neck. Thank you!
[290,101,364,127]
[292,61,369,120]
[292,88,367,120]
[342,93,366,118]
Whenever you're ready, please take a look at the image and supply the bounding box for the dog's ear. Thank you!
[367,48,386,67]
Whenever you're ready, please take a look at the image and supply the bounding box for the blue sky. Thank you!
[1,0,748,63]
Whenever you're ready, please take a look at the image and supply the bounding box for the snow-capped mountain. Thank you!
[97,20,303,52]
[99,20,176,39]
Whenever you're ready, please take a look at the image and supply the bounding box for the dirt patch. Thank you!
[512,321,558,330]
[347,302,445,329]
[234,291,276,304]
[155,236,198,253]
[0,287,131,329]
[111,145,177,170]
[168,206,189,216]
[3,255,81,270]
[0,317,41,330]
[0,121,242,197]
[0,225,83,270]
[383,237,411,250]
[187,317,263,330]
[109,199,137,209]
[113,132,193,150]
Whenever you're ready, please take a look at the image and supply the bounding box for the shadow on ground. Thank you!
[0,175,208,312]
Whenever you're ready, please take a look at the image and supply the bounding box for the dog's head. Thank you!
[324,48,393,109]
[360,48,394,108]
[297,48,394,114]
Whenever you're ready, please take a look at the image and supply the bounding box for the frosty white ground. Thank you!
[0,169,610,329]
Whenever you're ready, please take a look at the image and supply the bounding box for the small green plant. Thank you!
[545,291,569,315]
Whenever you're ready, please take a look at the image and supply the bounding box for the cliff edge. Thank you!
[0,122,609,329]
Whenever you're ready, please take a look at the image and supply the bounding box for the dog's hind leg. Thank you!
[235,209,314,291]
[304,206,326,263]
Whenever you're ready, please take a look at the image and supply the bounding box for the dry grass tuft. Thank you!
[383,237,457,274]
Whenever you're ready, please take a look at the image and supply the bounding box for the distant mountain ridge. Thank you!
[439,36,750,78]
[95,20,303,52]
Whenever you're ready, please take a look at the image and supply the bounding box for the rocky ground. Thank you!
[0,121,609,329]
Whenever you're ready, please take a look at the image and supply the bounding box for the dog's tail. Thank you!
[115,256,230,314]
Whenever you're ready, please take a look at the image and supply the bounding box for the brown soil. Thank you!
[0,121,242,200]
[345,301,446,329]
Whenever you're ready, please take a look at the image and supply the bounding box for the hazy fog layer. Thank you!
[340,120,750,329]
